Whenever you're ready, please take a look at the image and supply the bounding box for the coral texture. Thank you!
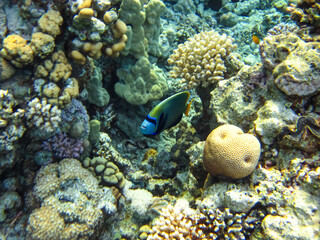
[38,10,63,37]
[27,158,108,240]
[42,132,84,159]
[115,56,168,105]
[260,32,320,97]
[203,125,261,179]
[168,30,237,88]
[25,97,61,133]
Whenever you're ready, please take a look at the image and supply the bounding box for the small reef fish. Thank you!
[252,35,260,44]
[141,91,194,137]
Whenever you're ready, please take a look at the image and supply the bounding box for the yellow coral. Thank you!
[203,124,261,179]
[0,34,34,67]
[168,30,237,88]
[30,32,55,58]
[49,50,72,82]
[38,10,63,37]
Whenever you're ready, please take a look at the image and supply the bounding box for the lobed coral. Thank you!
[37,10,63,37]
[25,97,61,133]
[203,124,261,179]
[0,34,34,67]
[168,30,237,88]
[27,158,111,240]
[290,0,320,29]
[33,51,79,106]
[115,56,168,105]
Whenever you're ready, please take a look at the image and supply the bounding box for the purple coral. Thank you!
[42,132,84,159]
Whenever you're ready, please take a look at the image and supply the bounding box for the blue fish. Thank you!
[141,91,193,137]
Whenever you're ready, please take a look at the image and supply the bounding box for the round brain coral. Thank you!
[203,125,261,179]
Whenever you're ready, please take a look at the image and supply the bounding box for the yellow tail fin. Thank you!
[185,98,194,116]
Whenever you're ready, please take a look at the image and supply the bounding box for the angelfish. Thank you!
[141,91,194,137]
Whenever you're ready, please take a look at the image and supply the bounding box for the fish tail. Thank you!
[185,98,194,116]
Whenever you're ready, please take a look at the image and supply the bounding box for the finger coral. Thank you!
[168,30,237,88]
[25,97,61,133]
[203,124,261,179]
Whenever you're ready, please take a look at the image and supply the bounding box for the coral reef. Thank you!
[25,97,61,133]
[115,56,168,105]
[203,124,261,179]
[28,158,116,240]
[168,30,237,88]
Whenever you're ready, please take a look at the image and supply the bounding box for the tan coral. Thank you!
[70,50,86,64]
[0,57,16,81]
[58,77,79,106]
[0,34,34,67]
[49,51,72,82]
[30,32,55,58]
[168,30,237,88]
[203,124,261,179]
[83,42,103,59]
[38,10,63,37]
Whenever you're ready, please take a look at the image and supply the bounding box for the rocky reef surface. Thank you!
[0,0,319,239]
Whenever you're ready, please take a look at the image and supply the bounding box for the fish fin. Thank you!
[184,98,194,116]
[167,114,183,129]
[155,113,167,134]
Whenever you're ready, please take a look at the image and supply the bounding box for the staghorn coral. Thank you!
[168,30,237,88]
[27,158,115,240]
[25,97,61,133]
[203,124,261,179]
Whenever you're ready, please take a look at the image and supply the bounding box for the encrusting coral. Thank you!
[203,124,261,179]
[168,30,237,88]
[27,158,111,240]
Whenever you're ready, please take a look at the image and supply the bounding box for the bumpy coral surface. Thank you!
[203,124,261,179]
[260,32,320,97]
[27,158,106,240]
[25,97,61,133]
[168,30,237,88]
[0,34,34,67]
[38,10,63,37]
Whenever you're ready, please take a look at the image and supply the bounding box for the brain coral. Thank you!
[203,124,261,179]
[168,30,237,88]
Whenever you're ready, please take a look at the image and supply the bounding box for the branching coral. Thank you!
[168,30,237,88]
[146,199,263,240]
[0,90,25,153]
[25,97,61,133]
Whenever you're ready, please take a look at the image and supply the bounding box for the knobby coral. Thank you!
[168,30,237,88]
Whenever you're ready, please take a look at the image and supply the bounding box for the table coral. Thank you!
[27,158,111,240]
[203,124,261,179]
[168,30,237,88]
[0,34,34,67]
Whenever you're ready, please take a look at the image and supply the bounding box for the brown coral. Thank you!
[203,124,261,179]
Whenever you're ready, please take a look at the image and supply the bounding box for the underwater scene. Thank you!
[0,0,319,239]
